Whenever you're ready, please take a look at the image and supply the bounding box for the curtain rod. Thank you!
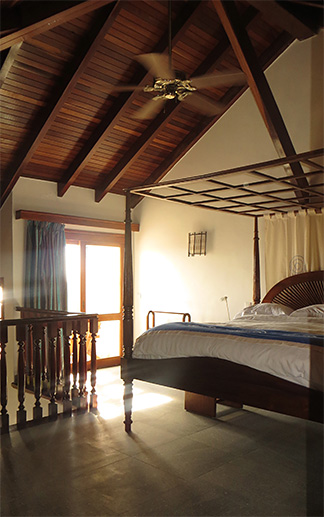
[15,210,140,232]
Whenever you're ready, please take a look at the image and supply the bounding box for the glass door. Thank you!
[65,230,124,368]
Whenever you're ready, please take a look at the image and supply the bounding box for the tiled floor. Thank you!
[1,367,323,517]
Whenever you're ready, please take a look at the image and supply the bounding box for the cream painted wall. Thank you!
[133,198,254,337]
[13,177,126,221]
[132,32,323,338]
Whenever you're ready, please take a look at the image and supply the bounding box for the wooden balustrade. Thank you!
[0,312,99,434]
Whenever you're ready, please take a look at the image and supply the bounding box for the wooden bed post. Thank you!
[253,216,261,305]
[122,191,134,432]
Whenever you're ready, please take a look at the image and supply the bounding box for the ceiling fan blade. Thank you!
[136,53,175,79]
[133,98,167,120]
[190,71,246,89]
[181,93,224,116]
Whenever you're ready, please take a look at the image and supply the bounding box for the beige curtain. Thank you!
[264,209,324,291]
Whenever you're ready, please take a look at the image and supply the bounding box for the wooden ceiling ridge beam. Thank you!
[58,0,202,199]
[0,0,115,51]
[212,0,309,205]
[246,0,318,40]
[94,5,260,203]
[0,1,120,208]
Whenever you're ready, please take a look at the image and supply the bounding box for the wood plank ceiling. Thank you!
[0,0,323,210]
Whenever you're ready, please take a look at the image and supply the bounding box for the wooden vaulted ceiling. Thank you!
[0,0,323,210]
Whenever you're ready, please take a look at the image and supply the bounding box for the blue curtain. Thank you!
[24,221,67,311]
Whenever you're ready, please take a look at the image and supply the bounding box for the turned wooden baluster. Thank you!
[90,317,98,411]
[26,323,34,389]
[0,323,9,434]
[55,327,63,400]
[47,321,58,420]
[77,318,88,411]
[62,320,73,417]
[16,324,27,428]
[33,323,43,420]
[71,328,79,405]
[41,324,48,395]
[123,192,134,432]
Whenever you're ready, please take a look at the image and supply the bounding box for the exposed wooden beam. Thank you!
[0,42,22,87]
[247,1,317,40]
[15,210,139,232]
[212,0,309,202]
[0,0,114,51]
[58,0,202,199]
[95,5,259,203]
[0,2,118,207]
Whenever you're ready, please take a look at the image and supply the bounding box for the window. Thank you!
[65,230,124,368]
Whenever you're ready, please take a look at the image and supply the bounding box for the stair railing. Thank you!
[0,312,98,434]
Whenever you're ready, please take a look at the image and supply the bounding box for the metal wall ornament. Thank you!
[188,232,207,257]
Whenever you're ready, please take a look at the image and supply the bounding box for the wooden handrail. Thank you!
[16,306,79,315]
[2,313,98,327]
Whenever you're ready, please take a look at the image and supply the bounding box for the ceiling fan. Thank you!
[109,1,246,119]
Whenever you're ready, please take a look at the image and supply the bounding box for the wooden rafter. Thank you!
[0,1,119,207]
[58,0,202,199]
[0,0,114,51]
[212,0,309,203]
[246,0,318,40]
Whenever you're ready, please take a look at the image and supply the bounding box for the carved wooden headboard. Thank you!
[262,271,324,310]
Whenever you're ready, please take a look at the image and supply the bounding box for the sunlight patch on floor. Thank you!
[86,367,173,421]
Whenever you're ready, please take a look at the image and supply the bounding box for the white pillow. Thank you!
[234,302,293,318]
[290,304,324,318]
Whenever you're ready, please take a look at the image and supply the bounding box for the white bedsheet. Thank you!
[132,315,324,390]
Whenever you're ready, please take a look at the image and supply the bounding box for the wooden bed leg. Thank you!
[184,392,216,417]
[184,392,243,418]
[123,379,133,433]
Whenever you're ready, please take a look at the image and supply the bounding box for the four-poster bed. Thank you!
[121,149,324,432]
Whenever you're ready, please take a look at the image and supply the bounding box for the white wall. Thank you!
[133,198,254,337]
[132,32,323,338]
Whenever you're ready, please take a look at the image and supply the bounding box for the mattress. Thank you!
[132,315,324,390]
